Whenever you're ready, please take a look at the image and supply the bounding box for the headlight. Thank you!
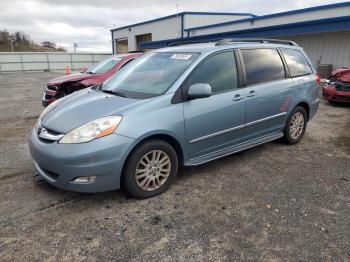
[59,116,122,144]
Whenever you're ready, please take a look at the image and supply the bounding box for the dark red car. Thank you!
[42,53,143,107]
[323,67,350,103]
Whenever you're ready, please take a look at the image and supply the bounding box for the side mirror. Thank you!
[187,83,212,99]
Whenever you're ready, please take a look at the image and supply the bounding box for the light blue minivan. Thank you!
[29,39,320,198]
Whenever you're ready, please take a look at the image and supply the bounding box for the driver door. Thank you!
[183,51,246,159]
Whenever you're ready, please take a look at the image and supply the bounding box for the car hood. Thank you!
[48,73,97,86]
[331,68,350,82]
[41,88,142,134]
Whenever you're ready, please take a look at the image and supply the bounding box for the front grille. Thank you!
[44,94,53,100]
[47,85,58,91]
[37,126,63,143]
[335,81,350,92]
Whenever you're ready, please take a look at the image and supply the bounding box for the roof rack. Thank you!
[215,38,299,47]
[167,40,214,47]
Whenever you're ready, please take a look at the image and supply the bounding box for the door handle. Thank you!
[233,94,244,101]
[247,91,257,97]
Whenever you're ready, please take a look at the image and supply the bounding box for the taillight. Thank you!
[316,73,321,86]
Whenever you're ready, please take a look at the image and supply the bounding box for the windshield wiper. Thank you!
[101,89,126,97]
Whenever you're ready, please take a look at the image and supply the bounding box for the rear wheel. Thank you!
[283,106,307,144]
[122,140,178,198]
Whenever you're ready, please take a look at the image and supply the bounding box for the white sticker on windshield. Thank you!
[171,54,192,60]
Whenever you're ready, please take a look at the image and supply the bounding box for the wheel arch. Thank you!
[294,101,310,121]
[120,132,185,185]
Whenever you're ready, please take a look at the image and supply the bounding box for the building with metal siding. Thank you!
[111,12,254,52]
[111,2,350,69]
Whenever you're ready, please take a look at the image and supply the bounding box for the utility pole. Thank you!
[73,42,78,53]
[176,0,180,38]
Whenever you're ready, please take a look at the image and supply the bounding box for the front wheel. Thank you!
[122,140,178,199]
[283,106,307,144]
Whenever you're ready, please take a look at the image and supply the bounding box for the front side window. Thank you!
[185,51,238,94]
[241,48,285,86]
[103,52,200,99]
[281,48,312,77]
[86,57,122,74]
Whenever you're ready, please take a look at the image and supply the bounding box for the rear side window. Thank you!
[281,48,312,77]
[185,51,238,94]
[241,49,285,86]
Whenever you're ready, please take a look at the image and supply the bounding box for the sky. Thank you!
[0,0,346,53]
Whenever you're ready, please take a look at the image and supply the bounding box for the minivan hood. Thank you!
[41,88,141,134]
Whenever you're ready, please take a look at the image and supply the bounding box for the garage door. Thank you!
[117,39,128,54]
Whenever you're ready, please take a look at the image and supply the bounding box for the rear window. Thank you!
[86,57,122,74]
[281,48,312,77]
[241,49,286,86]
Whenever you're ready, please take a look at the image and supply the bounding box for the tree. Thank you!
[56,46,67,52]
[0,29,66,52]
[41,41,56,49]
[0,30,10,44]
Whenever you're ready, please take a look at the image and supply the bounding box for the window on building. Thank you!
[241,48,286,86]
[185,51,238,94]
[281,48,312,77]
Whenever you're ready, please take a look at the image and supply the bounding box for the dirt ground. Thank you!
[0,72,349,261]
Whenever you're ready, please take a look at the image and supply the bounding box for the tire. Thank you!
[282,106,307,144]
[122,139,178,199]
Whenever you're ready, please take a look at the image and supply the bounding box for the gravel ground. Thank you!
[0,72,349,261]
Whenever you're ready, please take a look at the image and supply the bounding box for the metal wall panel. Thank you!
[0,52,111,72]
[190,6,350,36]
[184,14,251,29]
[0,54,21,63]
[71,54,93,62]
[22,53,47,62]
[48,53,71,62]
[113,14,255,52]
[49,62,70,70]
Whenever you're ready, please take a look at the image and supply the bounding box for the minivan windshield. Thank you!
[86,57,122,74]
[102,52,200,99]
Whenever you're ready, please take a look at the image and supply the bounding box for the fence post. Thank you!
[20,53,24,71]
[70,53,73,71]
[46,53,50,72]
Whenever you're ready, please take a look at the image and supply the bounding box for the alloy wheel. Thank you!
[135,150,171,191]
[290,112,305,139]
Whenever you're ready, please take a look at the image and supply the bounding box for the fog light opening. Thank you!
[72,176,97,184]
